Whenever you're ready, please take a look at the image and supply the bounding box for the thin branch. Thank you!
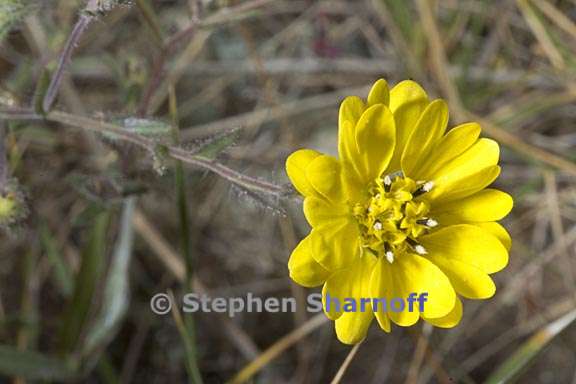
[42,0,101,113]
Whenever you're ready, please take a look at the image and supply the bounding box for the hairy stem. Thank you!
[0,108,285,197]
[42,0,101,112]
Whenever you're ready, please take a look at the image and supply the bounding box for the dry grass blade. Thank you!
[531,0,576,41]
[227,314,328,384]
[131,209,261,360]
[415,0,463,111]
[405,324,432,384]
[415,0,576,176]
[468,113,576,176]
[330,342,362,384]
[484,308,576,384]
[516,0,565,70]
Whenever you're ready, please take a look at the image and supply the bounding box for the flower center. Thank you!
[353,172,437,263]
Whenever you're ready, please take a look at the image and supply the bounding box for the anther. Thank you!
[383,175,392,186]
[406,238,428,255]
[417,218,438,228]
[384,243,394,263]
[385,250,395,263]
[422,181,434,192]
[413,181,435,197]
[382,171,404,192]
[414,244,428,255]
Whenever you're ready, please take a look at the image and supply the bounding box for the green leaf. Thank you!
[59,211,110,354]
[108,117,172,139]
[485,309,576,384]
[83,198,136,356]
[40,222,74,297]
[33,68,51,115]
[194,129,239,160]
[0,345,78,381]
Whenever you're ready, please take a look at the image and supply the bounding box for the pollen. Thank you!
[353,173,437,259]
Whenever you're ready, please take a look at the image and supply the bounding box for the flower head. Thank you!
[0,180,27,229]
[286,79,512,344]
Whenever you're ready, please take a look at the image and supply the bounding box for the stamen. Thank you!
[383,175,392,186]
[414,244,428,255]
[385,250,395,263]
[384,243,395,263]
[417,218,438,228]
[422,181,434,192]
[413,181,435,197]
[406,238,428,255]
[382,171,404,192]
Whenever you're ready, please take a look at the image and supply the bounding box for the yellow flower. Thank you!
[0,193,16,219]
[0,181,26,227]
[286,79,512,344]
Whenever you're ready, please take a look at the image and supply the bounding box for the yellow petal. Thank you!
[323,254,378,321]
[340,160,366,203]
[355,104,396,181]
[322,283,342,320]
[329,252,377,344]
[425,256,496,299]
[423,297,463,328]
[303,197,350,227]
[430,165,501,203]
[338,96,365,177]
[335,310,374,345]
[306,154,344,202]
[476,222,512,251]
[414,122,481,179]
[402,99,449,177]
[367,78,390,106]
[310,220,361,271]
[388,80,429,171]
[288,235,330,288]
[369,258,393,331]
[286,149,321,196]
[339,96,366,129]
[420,224,508,274]
[431,189,513,223]
[428,138,499,201]
[371,254,456,326]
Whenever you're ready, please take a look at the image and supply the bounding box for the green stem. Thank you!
[169,86,203,384]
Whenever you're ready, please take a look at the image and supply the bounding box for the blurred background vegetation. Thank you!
[1,0,576,383]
